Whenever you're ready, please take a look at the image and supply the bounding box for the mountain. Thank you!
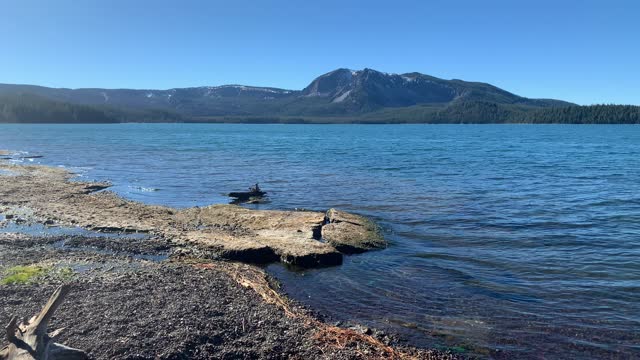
[1,68,638,123]
[0,68,573,116]
[301,68,571,110]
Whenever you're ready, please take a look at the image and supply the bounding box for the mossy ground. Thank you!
[0,265,75,285]
[1,265,50,285]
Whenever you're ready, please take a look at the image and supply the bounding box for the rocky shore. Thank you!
[0,161,385,267]
[0,156,461,359]
[0,233,462,359]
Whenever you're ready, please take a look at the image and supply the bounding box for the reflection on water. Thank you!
[1,123,639,358]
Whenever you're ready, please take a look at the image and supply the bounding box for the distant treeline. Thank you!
[520,104,640,124]
[0,93,116,123]
[0,93,183,124]
[0,93,638,124]
[426,101,640,124]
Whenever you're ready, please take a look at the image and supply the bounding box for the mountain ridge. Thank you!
[1,68,638,124]
[0,68,574,114]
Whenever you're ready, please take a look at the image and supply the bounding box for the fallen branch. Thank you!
[0,285,88,360]
[204,262,417,360]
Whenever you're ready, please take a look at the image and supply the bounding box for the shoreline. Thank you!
[2,122,640,125]
[0,156,459,359]
[0,159,386,267]
[0,233,455,359]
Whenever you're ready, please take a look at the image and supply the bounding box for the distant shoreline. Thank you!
[1,121,640,125]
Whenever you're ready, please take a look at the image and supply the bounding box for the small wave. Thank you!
[589,198,640,207]
[129,186,159,192]
[413,252,498,268]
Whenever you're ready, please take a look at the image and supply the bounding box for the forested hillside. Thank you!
[0,93,117,123]
[0,68,638,124]
[0,93,182,123]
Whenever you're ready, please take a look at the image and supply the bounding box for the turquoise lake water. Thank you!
[1,124,639,359]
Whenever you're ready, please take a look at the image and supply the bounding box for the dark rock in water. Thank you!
[235,195,268,205]
[82,183,111,194]
[321,208,386,254]
[228,184,267,204]
[228,190,266,199]
[279,251,343,268]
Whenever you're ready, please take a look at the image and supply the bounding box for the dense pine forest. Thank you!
[418,101,640,124]
[0,93,183,124]
[0,93,117,123]
[1,92,638,124]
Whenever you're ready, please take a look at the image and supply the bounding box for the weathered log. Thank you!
[0,285,88,360]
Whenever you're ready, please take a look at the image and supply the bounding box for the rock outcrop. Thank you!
[321,209,386,253]
[174,205,341,267]
[0,162,384,267]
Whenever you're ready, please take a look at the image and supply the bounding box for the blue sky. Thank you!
[1,0,638,105]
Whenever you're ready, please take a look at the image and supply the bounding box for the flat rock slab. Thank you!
[0,162,383,267]
[175,205,340,266]
[321,209,387,254]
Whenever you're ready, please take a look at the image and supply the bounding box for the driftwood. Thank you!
[0,285,88,360]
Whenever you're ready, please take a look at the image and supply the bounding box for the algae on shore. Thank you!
[1,265,50,285]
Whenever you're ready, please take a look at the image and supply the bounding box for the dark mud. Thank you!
[0,233,460,359]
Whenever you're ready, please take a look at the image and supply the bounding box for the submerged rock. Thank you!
[321,208,386,254]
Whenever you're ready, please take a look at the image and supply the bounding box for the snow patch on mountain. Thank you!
[332,90,352,103]
[201,85,290,95]
[402,75,417,82]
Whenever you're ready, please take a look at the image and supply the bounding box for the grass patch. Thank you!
[1,265,50,285]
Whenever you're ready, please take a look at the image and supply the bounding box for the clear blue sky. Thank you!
[1,0,638,105]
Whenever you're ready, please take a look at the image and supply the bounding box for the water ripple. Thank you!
[1,123,639,359]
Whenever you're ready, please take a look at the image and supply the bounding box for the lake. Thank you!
[1,123,639,359]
